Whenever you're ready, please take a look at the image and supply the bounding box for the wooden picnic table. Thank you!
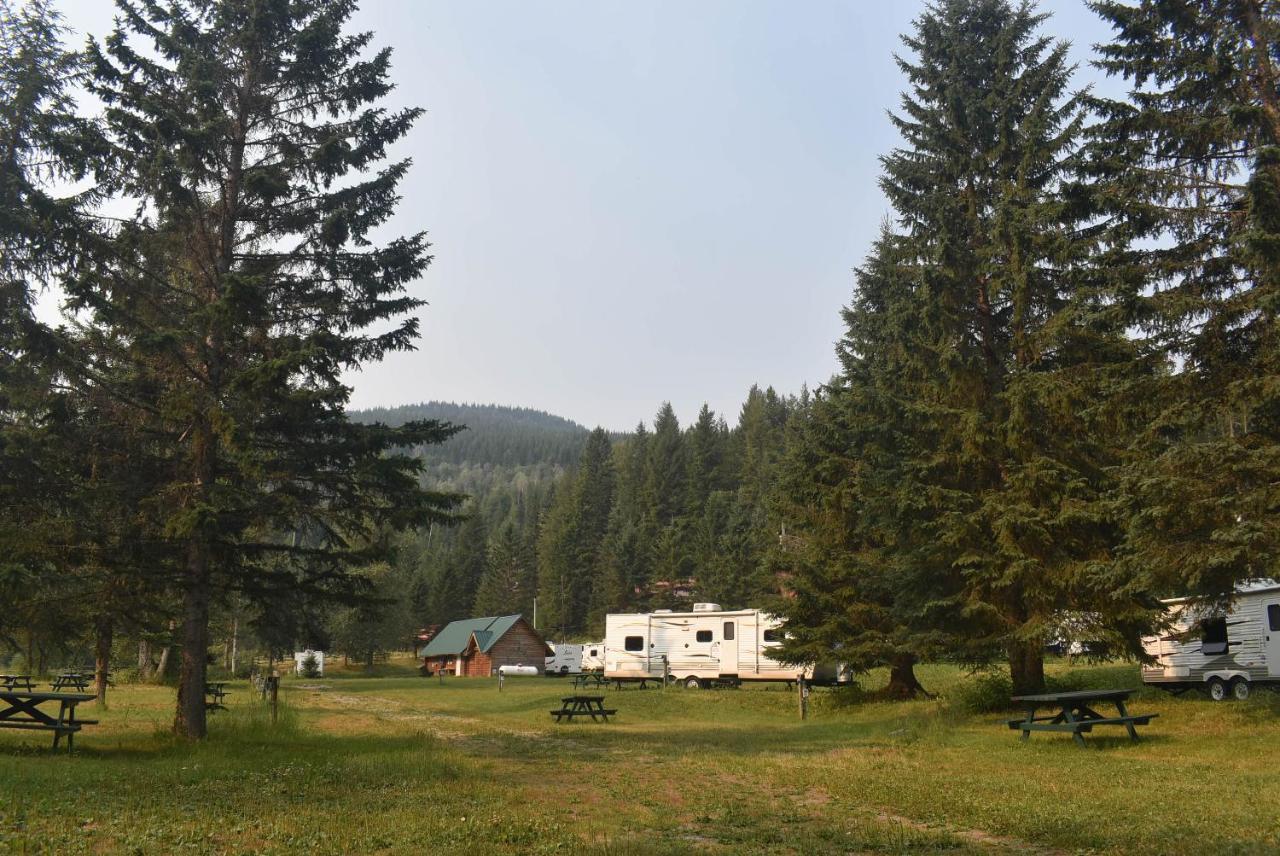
[0,691,97,752]
[50,673,91,692]
[0,675,35,692]
[571,672,607,690]
[1008,689,1157,747]
[550,695,617,723]
[205,681,230,711]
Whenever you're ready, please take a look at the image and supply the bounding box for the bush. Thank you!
[300,652,320,678]
[949,671,1014,714]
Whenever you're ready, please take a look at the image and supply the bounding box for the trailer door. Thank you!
[719,620,738,675]
[1265,600,1280,678]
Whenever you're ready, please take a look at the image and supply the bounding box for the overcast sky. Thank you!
[52,0,1119,432]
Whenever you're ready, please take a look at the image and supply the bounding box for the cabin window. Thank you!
[696,630,713,643]
[1268,605,1280,633]
[763,629,782,643]
[1200,617,1229,656]
[624,636,644,652]
[588,648,598,657]
[723,622,735,641]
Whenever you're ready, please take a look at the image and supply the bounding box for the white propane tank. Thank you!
[497,664,539,677]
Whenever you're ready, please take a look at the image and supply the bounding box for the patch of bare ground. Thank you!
[872,807,1066,854]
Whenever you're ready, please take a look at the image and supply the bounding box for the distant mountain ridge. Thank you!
[349,402,593,496]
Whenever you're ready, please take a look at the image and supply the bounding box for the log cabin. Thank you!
[418,614,552,677]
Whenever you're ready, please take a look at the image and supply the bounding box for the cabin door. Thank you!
[719,621,739,675]
[1264,600,1280,678]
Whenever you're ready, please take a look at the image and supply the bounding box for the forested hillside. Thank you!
[370,392,802,643]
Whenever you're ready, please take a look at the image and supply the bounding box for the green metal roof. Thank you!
[418,614,525,657]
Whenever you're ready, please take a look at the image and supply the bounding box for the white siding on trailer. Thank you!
[604,607,818,683]
[1144,592,1272,682]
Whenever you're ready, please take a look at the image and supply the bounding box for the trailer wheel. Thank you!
[684,676,704,690]
[1230,678,1250,701]
[1207,677,1227,701]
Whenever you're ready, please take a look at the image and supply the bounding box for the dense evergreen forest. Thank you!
[375,388,805,643]
[2,0,1278,732]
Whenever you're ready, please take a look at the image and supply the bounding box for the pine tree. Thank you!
[71,0,459,738]
[473,522,534,618]
[0,0,84,591]
[535,427,614,634]
[1089,0,1280,595]
[780,0,1154,695]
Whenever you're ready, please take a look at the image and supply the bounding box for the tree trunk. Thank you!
[174,543,211,739]
[1008,641,1046,696]
[154,630,173,683]
[883,652,929,699]
[230,617,238,675]
[94,615,113,707]
[138,638,153,681]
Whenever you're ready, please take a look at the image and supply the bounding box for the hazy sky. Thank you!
[53,0,1119,432]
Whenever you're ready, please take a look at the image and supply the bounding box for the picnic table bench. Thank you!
[0,691,97,752]
[550,695,616,723]
[1008,689,1157,747]
[0,675,35,692]
[205,682,230,711]
[50,673,91,692]
[571,672,607,690]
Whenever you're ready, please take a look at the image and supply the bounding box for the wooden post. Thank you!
[498,670,504,692]
[662,655,669,689]
[798,675,808,721]
[268,674,279,725]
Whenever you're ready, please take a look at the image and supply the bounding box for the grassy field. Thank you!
[1,660,1278,854]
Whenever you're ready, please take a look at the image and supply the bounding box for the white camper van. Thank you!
[604,603,848,688]
[581,641,606,673]
[1142,580,1280,700]
[545,642,584,675]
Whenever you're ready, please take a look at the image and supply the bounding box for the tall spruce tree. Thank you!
[1089,0,1280,596]
[781,0,1153,695]
[0,0,84,592]
[71,0,459,738]
[473,522,534,618]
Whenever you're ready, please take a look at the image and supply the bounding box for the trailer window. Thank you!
[1269,605,1280,633]
[624,636,644,652]
[1200,617,1229,656]
[723,622,735,641]
[763,629,783,643]
[695,630,713,643]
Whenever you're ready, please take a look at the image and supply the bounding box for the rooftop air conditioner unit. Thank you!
[691,603,722,613]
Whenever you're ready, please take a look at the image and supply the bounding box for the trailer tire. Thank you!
[1231,678,1250,701]
[1207,677,1227,701]
[684,676,704,690]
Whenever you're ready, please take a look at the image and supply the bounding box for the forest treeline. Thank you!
[2,0,1278,734]
[384,388,804,643]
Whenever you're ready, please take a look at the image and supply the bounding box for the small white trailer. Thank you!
[1142,580,1280,700]
[545,642,584,675]
[604,603,849,688]
[580,641,606,672]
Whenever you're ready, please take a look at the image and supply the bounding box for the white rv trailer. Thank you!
[545,642,584,675]
[1142,580,1280,700]
[604,603,848,688]
[581,641,606,672]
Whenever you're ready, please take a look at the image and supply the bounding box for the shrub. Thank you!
[949,671,1015,714]
[300,652,320,678]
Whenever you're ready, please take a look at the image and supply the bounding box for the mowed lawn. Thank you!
[1,661,1278,854]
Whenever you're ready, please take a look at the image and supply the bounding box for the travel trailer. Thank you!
[581,641,606,672]
[1142,580,1280,700]
[545,642,584,675]
[604,604,848,688]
